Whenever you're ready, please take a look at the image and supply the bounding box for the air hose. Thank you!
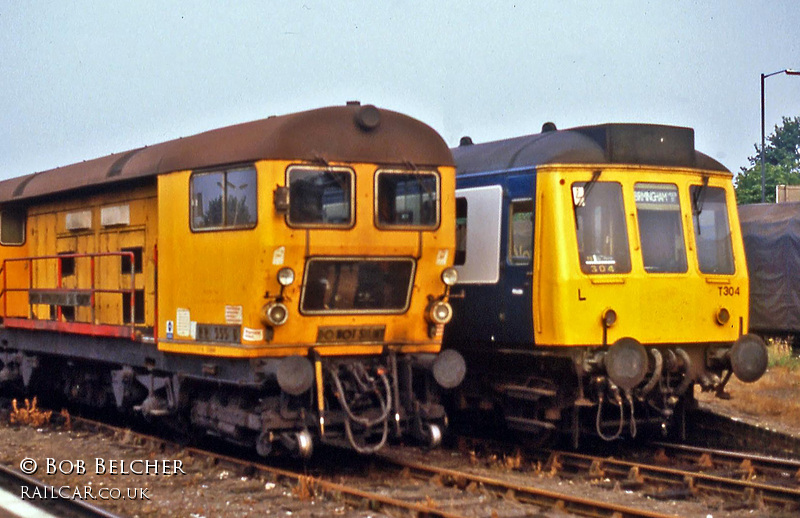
[329,366,393,453]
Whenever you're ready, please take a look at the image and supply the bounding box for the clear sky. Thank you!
[1,1,798,180]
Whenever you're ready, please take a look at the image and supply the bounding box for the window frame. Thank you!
[122,289,146,324]
[58,251,76,277]
[120,247,144,275]
[189,165,258,233]
[571,180,632,275]
[690,184,736,275]
[285,165,356,229]
[299,257,417,316]
[633,182,688,274]
[507,198,534,265]
[0,208,26,246]
[374,168,441,231]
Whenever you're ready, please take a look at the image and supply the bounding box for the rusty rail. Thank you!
[547,448,800,508]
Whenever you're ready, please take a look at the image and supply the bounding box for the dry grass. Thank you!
[291,475,316,501]
[8,397,52,428]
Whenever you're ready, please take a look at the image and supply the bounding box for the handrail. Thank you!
[1,251,137,339]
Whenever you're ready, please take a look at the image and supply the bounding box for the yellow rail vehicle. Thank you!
[0,104,465,455]
[447,124,768,445]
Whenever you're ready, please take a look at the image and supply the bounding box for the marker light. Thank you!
[277,267,295,287]
[716,307,731,326]
[441,267,458,286]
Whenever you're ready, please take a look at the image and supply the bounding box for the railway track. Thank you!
[13,415,682,518]
[372,451,679,518]
[544,444,800,511]
[4,404,799,517]
[652,441,800,481]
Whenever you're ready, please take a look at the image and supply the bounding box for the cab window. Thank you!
[376,170,439,229]
[572,181,631,274]
[509,199,533,264]
[634,183,687,273]
[287,166,353,227]
[191,167,257,230]
[691,185,734,274]
[0,208,26,245]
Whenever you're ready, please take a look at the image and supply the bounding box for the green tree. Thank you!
[734,116,800,204]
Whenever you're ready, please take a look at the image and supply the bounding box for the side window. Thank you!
[59,252,76,277]
[0,208,26,245]
[454,197,467,266]
[572,181,631,274]
[375,170,439,229]
[190,166,257,231]
[691,185,734,274]
[509,199,533,264]
[122,290,145,324]
[287,166,354,227]
[634,183,687,273]
[453,185,502,284]
[120,247,143,275]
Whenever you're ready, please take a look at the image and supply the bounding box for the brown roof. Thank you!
[0,104,454,204]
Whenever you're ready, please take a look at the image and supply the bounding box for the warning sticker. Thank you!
[272,246,285,265]
[176,308,191,337]
[225,305,243,325]
[436,249,449,266]
[242,327,264,342]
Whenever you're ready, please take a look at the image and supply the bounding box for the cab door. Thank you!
[498,173,535,345]
[448,183,503,346]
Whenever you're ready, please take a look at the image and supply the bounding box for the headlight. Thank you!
[277,267,295,287]
[602,308,617,328]
[261,302,289,326]
[441,267,458,286]
[715,307,730,325]
[428,301,453,325]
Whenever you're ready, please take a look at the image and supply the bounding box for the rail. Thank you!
[1,251,138,340]
[547,448,800,508]
[67,415,678,518]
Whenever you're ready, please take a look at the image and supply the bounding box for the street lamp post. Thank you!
[761,69,800,203]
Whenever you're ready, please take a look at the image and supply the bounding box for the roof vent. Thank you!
[541,122,557,133]
[459,136,473,146]
[346,100,361,106]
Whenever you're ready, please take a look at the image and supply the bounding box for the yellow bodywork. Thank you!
[0,160,455,361]
[3,186,157,325]
[533,165,747,346]
[157,159,456,358]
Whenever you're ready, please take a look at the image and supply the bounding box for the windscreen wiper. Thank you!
[692,175,709,216]
[575,170,602,207]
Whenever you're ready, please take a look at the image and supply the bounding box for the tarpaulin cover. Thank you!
[739,202,800,333]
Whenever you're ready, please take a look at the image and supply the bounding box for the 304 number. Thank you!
[718,286,740,296]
